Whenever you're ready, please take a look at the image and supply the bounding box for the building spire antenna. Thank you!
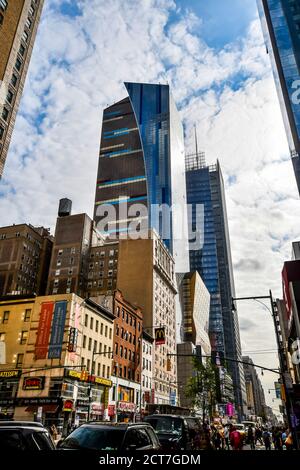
[194,124,199,165]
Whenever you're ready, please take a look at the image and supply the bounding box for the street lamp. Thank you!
[87,349,114,422]
[232,291,299,449]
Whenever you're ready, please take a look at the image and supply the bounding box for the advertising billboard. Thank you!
[48,300,68,359]
[35,302,55,359]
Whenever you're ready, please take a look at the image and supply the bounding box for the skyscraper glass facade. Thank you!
[186,158,246,417]
[257,0,300,193]
[94,82,189,273]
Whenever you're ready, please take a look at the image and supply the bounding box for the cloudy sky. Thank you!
[1,0,299,415]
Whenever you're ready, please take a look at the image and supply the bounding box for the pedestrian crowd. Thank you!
[202,422,294,450]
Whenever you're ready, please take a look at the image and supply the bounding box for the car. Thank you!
[57,422,161,451]
[143,414,210,451]
[234,424,246,442]
[0,421,56,450]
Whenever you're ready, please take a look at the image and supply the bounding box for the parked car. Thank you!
[143,414,210,451]
[0,421,56,450]
[57,422,161,451]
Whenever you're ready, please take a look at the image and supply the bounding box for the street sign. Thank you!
[155,327,165,345]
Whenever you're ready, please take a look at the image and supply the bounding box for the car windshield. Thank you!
[145,418,183,436]
[60,426,125,450]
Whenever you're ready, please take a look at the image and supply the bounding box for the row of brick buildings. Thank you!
[0,199,180,431]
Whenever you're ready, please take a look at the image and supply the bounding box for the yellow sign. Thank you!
[0,370,21,379]
[65,369,112,387]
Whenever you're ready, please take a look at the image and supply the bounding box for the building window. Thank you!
[0,332,5,341]
[0,0,8,11]
[107,366,110,378]
[98,280,103,287]
[55,269,60,276]
[25,18,32,29]
[0,126,4,140]
[97,363,100,376]
[88,338,92,351]
[56,259,61,267]
[102,364,105,378]
[58,249,63,255]
[109,250,114,257]
[66,288,71,294]
[109,328,112,340]
[2,311,9,324]
[108,270,113,277]
[52,288,58,294]
[90,317,93,330]
[83,335,86,348]
[115,343,118,355]
[100,323,103,335]
[85,314,88,327]
[29,5,35,16]
[19,44,26,57]
[16,353,24,368]
[22,31,29,42]
[120,346,123,357]
[105,325,108,337]
[6,90,13,104]
[70,257,74,265]
[68,268,73,275]
[87,359,90,371]
[2,107,9,121]
[71,247,76,254]
[95,320,99,332]
[100,251,105,258]
[20,331,28,345]
[24,309,31,322]
[124,348,127,359]
[54,279,59,287]
[15,58,22,71]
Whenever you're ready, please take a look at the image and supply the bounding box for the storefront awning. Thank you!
[25,404,58,413]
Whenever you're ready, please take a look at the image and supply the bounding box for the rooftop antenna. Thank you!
[194,124,199,166]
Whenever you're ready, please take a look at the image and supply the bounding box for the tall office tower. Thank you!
[93,82,190,273]
[257,0,300,194]
[0,0,44,177]
[243,356,267,419]
[186,153,247,418]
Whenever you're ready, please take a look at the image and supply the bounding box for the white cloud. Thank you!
[0,0,297,413]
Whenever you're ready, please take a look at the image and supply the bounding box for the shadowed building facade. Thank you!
[0,0,44,177]
[257,0,300,194]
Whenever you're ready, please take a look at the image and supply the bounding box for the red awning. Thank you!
[25,405,58,413]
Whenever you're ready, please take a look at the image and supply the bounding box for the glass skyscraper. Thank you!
[94,82,189,273]
[257,0,300,193]
[186,155,247,417]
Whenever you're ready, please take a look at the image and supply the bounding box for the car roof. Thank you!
[0,421,45,428]
[81,422,152,429]
[145,414,187,419]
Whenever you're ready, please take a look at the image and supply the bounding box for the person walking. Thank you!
[274,427,283,450]
[224,425,230,450]
[247,425,255,450]
[285,431,293,451]
[230,426,242,451]
[262,428,271,450]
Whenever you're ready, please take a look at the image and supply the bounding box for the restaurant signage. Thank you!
[64,369,112,387]
[68,327,78,352]
[23,376,45,391]
[117,401,136,412]
[63,399,74,412]
[154,327,165,345]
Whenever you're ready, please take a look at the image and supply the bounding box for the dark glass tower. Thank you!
[186,155,247,418]
[257,0,300,193]
[94,82,189,273]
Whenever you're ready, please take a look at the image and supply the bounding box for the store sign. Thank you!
[64,369,112,387]
[23,377,45,391]
[108,405,115,417]
[63,399,74,412]
[118,401,136,412]
[48,300,68,359]
[154,327,165,345]
[0,370,21,379]
[35,302,55,359]
[16,397,60,406]
[68,327,78,353]
[91,403,104,415]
